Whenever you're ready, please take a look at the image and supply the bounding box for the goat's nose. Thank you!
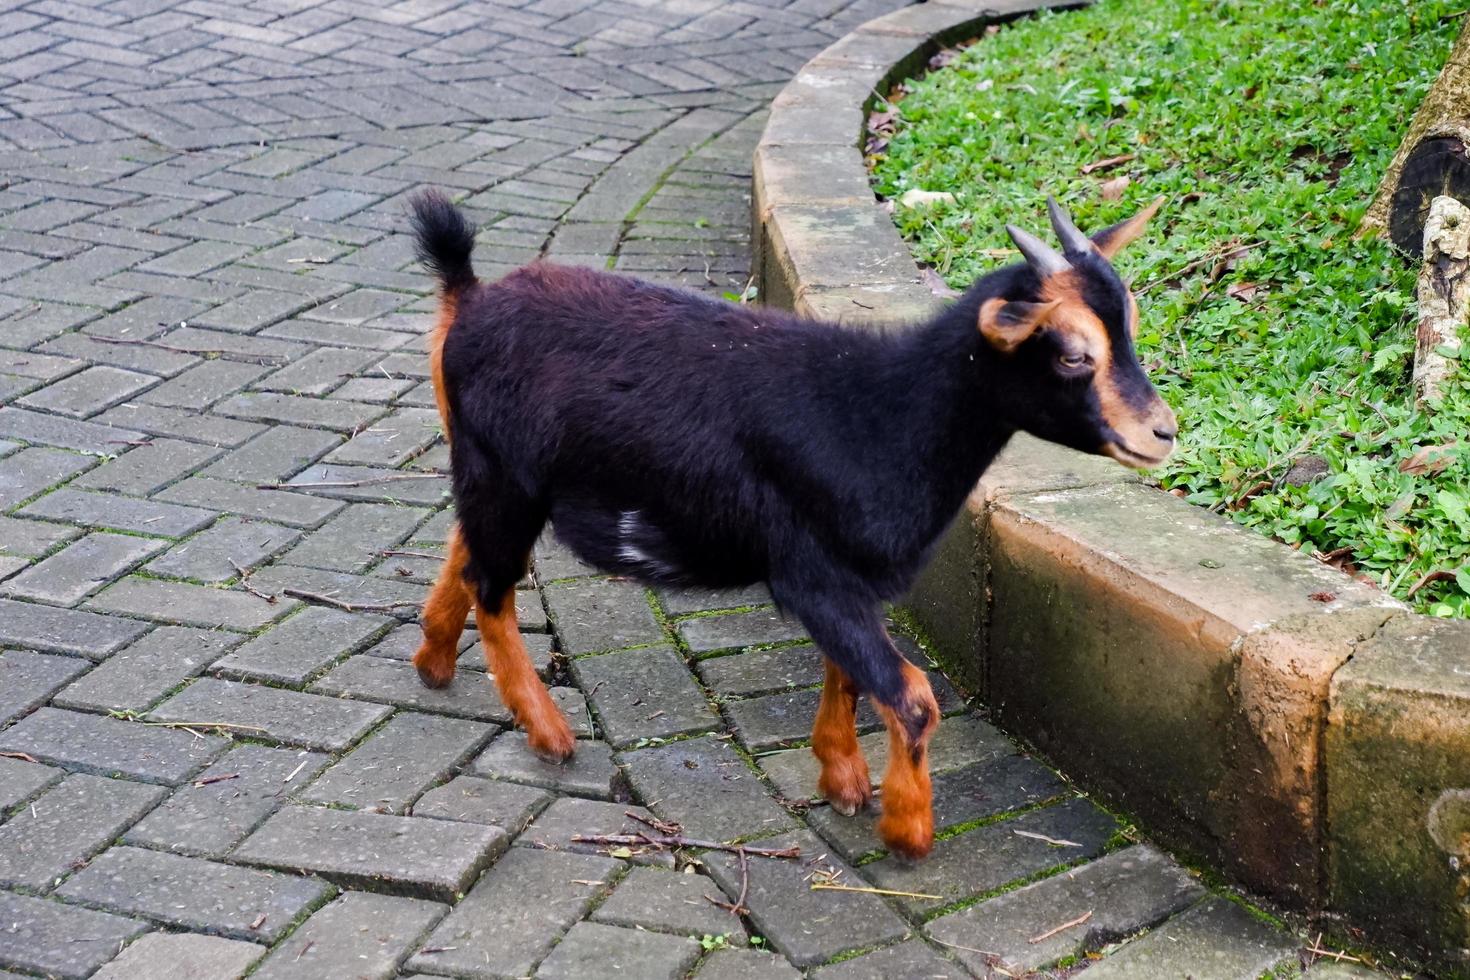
[1153,425,1176,443]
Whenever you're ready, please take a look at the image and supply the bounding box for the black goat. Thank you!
[408,190,1175,858]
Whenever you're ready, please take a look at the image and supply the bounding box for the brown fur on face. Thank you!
[1036,270,1175,466]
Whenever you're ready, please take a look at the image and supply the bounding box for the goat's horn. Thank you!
[1047,196,1095,256]
[1005,224,1071,278]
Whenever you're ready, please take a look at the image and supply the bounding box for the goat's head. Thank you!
[978,197,1177,469]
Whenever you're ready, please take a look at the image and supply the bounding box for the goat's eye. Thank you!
[1058,352,1090,370]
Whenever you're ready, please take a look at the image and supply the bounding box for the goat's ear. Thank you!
[1092,196,1165,259]
[979,298,1059,353]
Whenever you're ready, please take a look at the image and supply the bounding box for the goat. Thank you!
[407,189,1176,859]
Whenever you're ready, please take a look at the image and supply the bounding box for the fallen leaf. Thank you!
[898,188,956,209]
[921,267,961,299]
[1399,441,1458,476]
[1226,281,1259,302]
[1100,175,1131,201]
[1080,152,1135,174]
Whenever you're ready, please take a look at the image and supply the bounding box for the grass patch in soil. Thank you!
[870,0,1470,615]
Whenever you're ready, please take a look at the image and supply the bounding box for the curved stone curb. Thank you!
[753,2,1470,970]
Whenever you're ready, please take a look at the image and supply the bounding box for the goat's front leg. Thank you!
[812,659,871,816]
[872,658,939,859]
[413,523,473,689]
[794,598,939,859]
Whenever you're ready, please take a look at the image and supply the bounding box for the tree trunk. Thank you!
[1415,195,1470,404]
[1362,16,1470,255]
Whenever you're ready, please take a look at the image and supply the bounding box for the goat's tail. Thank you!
[410,189,475,445]
[409,189,477,294]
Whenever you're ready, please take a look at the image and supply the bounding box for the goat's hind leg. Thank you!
[812,659,871,816]
[413,523,473,689]
[458,499,575,764]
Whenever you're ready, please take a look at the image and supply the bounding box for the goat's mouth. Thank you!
[1102,441,1169,469]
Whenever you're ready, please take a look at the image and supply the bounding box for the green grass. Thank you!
[870,0,1470,615]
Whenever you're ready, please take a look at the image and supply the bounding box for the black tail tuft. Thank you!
[409,189,477,293]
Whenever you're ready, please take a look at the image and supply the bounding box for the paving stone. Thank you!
[312,655,511,723]
[256,347,382,395]
[473,731,623,799]
[96,401,266,448]
[570,644,720,748]
[677,607,808,654]
[759,712,1017,800]
[520,796,674,867]
[0,407,147,455]
[91,933,266,980]
[135,358,272,409]
[534,531,599,581]
[201,425,342,483]
[657,583,772,615]
[536,920,701,980]
[124,745,330,858]
[246,563,440,619]
[543,577,664,654]
[88,575,295,630]
[0,447,92,509]
[865,798,1120,915]
[325,407,441,467]
[1,531,164,605]
[0,773,165,891]
[301,712,496,813]
[0,755,62,814]
[592,866,746,940]
[0,648,91,725]
[0,597,148,658]
[280,501,428,571]
[251,891,447,980]
[285,463,451,507]
[1080,896,1297,979]
[72,438,223,495]
[235,804,508,902]
[212,606,392,685]
[17,365,156,417]
[0,706,226,784]
[807,753,1070,862]
[697,642,823,697]
[704,829,909,969]
[694,948,803,979]
[807,941,962,980]
[215,391,383,432]
[619,734,795,842]
[411,774,551,832]
[405,848,620,979]
[0,515,80,559]
[54,625,240,714]
[156,475,344,528]
[924,844,1209,976]
[724,685,883,752]
[0,890,148,980]
[146,516,302,583]
[55,845,331,943]
[20,487,215,537]
[151,677,392,752]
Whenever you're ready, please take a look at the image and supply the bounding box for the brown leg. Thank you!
[874,660,939,859]
[812,659,872,816]
[476,585,576,763]
[413,523,473,690]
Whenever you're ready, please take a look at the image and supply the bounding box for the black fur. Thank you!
[409,189,477,294]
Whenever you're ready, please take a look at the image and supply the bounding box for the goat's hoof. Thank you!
[411,648,455,689]
[878,815,934,861]
[818,762,872,818]
[529,727,577,765]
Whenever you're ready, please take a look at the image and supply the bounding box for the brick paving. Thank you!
[0,1,1351,977]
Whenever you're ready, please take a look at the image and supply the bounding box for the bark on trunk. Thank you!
[1362,17,1470,254]
[1415,195,1470,404]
